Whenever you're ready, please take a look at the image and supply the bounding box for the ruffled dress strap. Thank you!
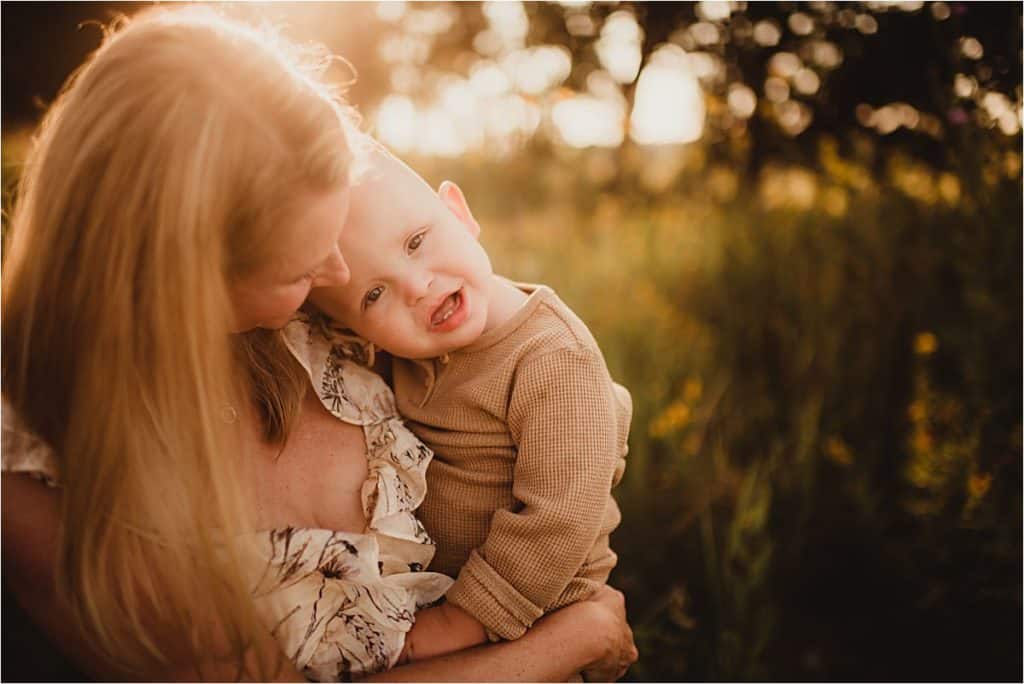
[251,320,453,680]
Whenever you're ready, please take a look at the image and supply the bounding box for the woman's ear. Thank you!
[438,181,481,238]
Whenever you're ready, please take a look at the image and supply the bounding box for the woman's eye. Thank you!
[408,231,426,253]
[364,286,384,308]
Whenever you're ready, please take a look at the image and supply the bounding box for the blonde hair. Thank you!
[2,7,355,678]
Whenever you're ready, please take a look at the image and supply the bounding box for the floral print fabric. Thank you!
[0,318,452,681]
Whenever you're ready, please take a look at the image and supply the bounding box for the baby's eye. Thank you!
[363,286,385,308]
[407,230,427,253]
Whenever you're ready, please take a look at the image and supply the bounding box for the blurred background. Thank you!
[3,1,1021,680]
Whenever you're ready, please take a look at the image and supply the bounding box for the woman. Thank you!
[1,7,637,681]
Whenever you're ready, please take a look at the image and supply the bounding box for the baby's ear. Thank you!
[438,181,481,238]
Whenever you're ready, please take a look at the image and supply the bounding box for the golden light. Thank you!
[696,1,732,22]
[418,106,468,157]
[759,166,818,210]
[808,40,843,69]
[389,64,420,93]
[376,94,417,152]
[690,22,720,47]
[998,111,1021,136]
[596,10,643,83]
[753,20,781,47]
[376,1,406,23]
[954,73,977,98]
[787,12,814,35]
[792,68,820,95]
[566,13,596,37]
[552,95,626,148]
[769,52,801,78]
[855,103,875,127]
[403,5,455,36]
[687,52,725,83]
[439,78,478,118]
[775,100,812,136]
[630,45,705,145]
[469,61,512,97]
[855,14,879,34]
[960,37,984,60]
[897,103,920,129]
[484,95,540,138]
[765,76,790,103]
[874,105,900,134]
[727,83,757,119]
[930,2,951,20]
[506,45,572,95]
[483,1,528,48]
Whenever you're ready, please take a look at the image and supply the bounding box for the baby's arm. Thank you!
[444,347,627,641]
[396,602,487,664]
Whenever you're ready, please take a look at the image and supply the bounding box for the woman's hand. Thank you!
[579,585,639,682]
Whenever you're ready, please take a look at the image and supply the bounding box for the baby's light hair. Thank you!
[2,6,358,677]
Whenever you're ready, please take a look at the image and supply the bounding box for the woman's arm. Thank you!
[1,473,117,679]
[1,473,306,682]
[368,585,638,683]
[4,473,637,682]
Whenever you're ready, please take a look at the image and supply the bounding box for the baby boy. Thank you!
[308,145,631,651]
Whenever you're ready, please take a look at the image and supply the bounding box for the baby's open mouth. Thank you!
[430,289,463,327]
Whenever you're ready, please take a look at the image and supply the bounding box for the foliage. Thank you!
[406,122,1021,679]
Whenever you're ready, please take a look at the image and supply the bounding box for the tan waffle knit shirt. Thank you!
[393,282,631,641]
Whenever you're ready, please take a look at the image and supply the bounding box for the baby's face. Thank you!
[308,152,493,360]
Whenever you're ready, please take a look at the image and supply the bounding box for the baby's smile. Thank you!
[429,287,469,332]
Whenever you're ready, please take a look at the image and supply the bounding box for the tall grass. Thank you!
[415,136,1022,680]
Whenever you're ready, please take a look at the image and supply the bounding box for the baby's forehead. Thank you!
[351,148,432,210]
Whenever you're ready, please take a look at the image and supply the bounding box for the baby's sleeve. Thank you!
[443,347,626,640]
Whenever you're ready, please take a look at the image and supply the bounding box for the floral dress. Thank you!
[1,318,453,682]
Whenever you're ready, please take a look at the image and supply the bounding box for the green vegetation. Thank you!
[409,130,1021,679]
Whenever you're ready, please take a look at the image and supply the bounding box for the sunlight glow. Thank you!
[505,45,573,95]
[630,45,705,145]
[376,1,406,23]
[469,61,512,97]
[552,95,626,148]
[696,1,733,22]
[727,84,757,119]
[753,20,781,47]
[808,40,843,69]
[596,10,643,83]
[768,52,801,78]
[793,68,821,95]
[483,1,528,47]
[960,37,984,60]
[788,12,814,35]
[690,22,720,46]
[376,94,417,152]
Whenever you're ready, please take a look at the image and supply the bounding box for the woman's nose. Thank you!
[314,246,350,288]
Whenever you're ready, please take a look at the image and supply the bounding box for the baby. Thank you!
[309,145,631,654]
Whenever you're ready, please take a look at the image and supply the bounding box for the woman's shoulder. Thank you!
[2,398,61,487]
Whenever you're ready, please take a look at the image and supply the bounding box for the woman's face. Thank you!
[230,186,351,332]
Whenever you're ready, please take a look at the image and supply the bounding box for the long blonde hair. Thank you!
[2,7,354,677]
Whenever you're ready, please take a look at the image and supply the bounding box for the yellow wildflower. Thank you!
[914,332,938,356]
[824,437,854,466]
[967,472,992,500]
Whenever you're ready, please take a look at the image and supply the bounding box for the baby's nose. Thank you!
[402,270,433,305]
